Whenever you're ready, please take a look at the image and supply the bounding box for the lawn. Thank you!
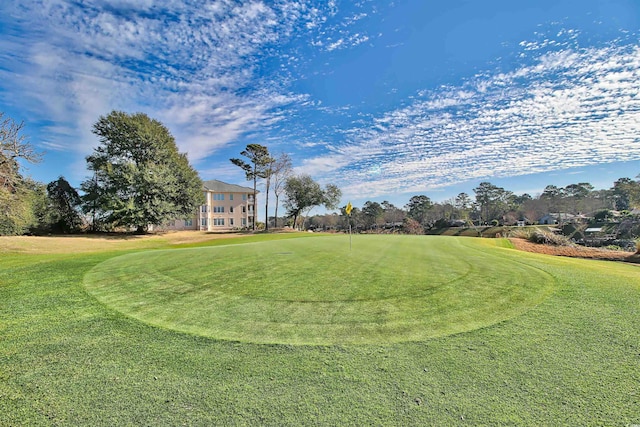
[1,232,639,425]
[84,235,554,344]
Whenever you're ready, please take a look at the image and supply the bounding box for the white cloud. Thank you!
[303,32,640,199]
[0,0,380,174]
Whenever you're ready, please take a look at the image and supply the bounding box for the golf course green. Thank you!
[3,232,639,425]
[84,235,555,344]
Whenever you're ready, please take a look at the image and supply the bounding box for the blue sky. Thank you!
[1,0,639,214]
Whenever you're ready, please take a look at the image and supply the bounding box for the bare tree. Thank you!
[270,152,292,228]
[1,112,41,190]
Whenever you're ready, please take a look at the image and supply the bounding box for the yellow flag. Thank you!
[345,201,353,216]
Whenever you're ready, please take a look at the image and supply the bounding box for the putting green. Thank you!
[83,235,555,344]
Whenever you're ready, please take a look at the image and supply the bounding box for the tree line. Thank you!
[2,109,637,236]
[1,110,342,235]
[303,178,640,234]
[1,111,203,235]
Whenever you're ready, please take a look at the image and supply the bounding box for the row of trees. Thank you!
[3,108,637,235]
[1,110,341,235]
[304,178,640,233]
[1,111,204,235]
[230,143,341,230]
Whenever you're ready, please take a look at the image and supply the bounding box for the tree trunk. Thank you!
[252,174,257,230]
[264,175,270,231]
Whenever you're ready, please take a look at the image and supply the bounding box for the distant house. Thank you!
[166,180,257,231]
[538,213,587,225]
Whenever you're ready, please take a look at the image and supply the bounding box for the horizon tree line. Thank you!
[2,110,638,235]
[303,178,640,233]
[0,110,344,235]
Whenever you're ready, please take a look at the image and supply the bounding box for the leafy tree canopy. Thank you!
[230,143,272,230]
[81,111,203,233]
[283,174,341,229]
[47,176,83,233]
[405,195,432,226]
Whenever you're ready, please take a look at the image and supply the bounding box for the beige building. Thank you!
[166,180,257,231]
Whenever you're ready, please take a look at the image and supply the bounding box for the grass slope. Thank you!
[1,233,639,425]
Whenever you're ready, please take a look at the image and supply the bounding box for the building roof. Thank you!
[202,179,257,193]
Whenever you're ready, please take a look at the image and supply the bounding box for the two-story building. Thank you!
[166,180,257,231]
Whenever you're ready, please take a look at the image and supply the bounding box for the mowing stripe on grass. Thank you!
[83,235,555,344]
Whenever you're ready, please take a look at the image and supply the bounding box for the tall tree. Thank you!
[473,182,511,224]
[283,175,341,230]
[405,195,432,227]
[611,177,640,210]
[564,182,594,213]
[540,185,565,213]
[81,111,203,233]
[362,201,384,231]
[230,144,272,230]
[47,176,83,233]
[270,152,292,228]
[0,113,43,235]
[454,192,472,219]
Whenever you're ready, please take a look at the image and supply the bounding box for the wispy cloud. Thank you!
[301,30,640,198]
[0,0,371,163]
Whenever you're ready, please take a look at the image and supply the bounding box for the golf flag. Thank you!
[346,201,353,216]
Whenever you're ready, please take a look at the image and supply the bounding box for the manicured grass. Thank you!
[84,235,555,344]
[1,233,639,425]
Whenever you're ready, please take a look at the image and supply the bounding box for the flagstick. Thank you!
[346,201,353,251]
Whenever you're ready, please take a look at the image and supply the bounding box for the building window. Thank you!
[201,218,207,226]
[229,206,234,213]
[201,205,207,213]
[242,194,247,201]
[242,218,247,226]
[213,206,224,213]
[214,193,224,201]
[185,219,193,227]
[229,218,234,226]
[242,206,246,213]
[214,218,225,226]
[229,194,234,201]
